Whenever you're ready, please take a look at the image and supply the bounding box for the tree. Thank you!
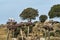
[20,8,38,22]
[39,15,48,22]
[48,4,60,18]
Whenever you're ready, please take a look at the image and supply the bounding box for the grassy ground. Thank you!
[0,27,7,40]
[0,26,60,40]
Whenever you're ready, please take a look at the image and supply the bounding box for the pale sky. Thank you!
[0,0,60,24]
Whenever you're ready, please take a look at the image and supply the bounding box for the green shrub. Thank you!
[50,32,54,36]
[55,30,60,34]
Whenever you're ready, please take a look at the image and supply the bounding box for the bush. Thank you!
[50,32,54,36]
[55,30,60,34]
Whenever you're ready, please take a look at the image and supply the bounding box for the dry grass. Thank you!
[0,27,7,40]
